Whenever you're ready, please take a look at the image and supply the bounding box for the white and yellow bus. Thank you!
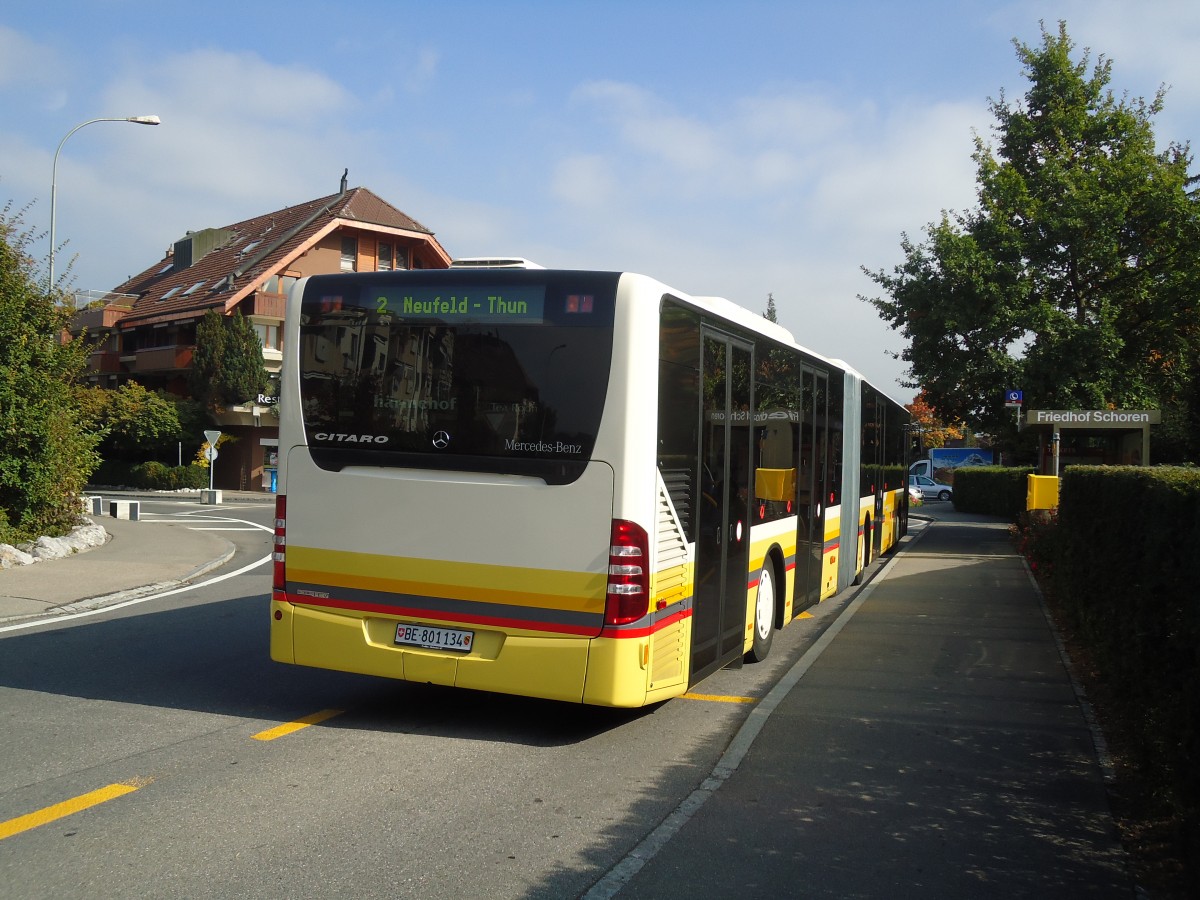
[270,266,909,707]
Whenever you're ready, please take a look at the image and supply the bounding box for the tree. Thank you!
[764,293,778,323]
[223,309,271,405]
[188,308,225,409]
[0,202,100,542]
[79,381,184,460]
[188,308,270,410]
[863,22,1200,445]
[906,391,966,450]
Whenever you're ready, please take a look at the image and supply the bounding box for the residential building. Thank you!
[70,175,452,491]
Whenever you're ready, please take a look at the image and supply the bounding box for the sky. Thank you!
[3,1,1199,403]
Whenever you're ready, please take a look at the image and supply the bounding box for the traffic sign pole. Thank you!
[203,430,222,492]
[1004,390,1024,428]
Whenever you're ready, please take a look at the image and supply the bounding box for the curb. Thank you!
[0,541,236,630]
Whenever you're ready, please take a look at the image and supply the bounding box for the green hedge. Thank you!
[89,460,210,491]
[952,466,1035,518]
[1044,466,1200,824]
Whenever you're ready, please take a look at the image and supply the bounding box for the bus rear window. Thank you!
[296,271,619,483]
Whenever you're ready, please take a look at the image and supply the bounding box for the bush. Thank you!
[1025,466,1200,842]
[1014,507,1062,585]
[89,460,209,491]
[0,202,100,543]
[953,466,1035,518]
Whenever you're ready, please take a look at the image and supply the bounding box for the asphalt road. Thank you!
[0,498,848,899]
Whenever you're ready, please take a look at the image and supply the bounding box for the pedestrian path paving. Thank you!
[598,514,1133,898]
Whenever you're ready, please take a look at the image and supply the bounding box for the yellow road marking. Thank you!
[252,708,345,741]
[681,692,758,704]
[0,778,151,841]
[796,611,815,619]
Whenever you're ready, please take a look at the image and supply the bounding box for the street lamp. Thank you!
[48,115,161,294]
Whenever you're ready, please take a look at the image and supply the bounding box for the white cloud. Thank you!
[567,81,723,192]
[16,4,1194,404]
[0,25,57,87]
[405,47,440,94]
[4,46,368,295]
[541,81,989,397]
[735,90,854,149]
[551,154,618,208]
[0,25,69,110]
[814,100,981,236]
[92,49,360,208]
[104,48,351,124]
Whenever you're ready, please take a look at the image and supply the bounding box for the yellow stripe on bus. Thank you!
[289,546,606,612]
[0,779,150,841]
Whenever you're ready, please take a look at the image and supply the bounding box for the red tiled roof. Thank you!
[112,186,449,327]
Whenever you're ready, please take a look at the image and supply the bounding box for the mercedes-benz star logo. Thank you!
[432,431,451,449]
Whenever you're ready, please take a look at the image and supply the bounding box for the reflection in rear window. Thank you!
[297,271,618,482]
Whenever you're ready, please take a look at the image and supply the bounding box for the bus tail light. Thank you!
[605,519,649,626]
[273,494,286,593]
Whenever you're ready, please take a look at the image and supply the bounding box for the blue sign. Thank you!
[1004,389,1023,406]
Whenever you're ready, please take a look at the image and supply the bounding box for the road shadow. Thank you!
[0,593,652,747]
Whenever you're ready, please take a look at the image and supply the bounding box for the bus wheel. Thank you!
[747,562,775,662]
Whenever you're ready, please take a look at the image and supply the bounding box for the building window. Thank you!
[378,242,393,271]
[254,322,283,350]
[395,246,410,270]
[341,236,358,272]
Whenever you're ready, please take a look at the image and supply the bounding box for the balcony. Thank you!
[245,291,286,318]
[133,345,194,373]
[70,290,137,334]
[87,349,126,374]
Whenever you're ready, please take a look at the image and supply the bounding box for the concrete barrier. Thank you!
[109,499,140,521]
[200,489,223,505]
[83,495,105,515]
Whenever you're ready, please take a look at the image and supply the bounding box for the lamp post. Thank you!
[48,115,161,294]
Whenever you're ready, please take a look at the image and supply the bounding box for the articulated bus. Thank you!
[270,266,910,707]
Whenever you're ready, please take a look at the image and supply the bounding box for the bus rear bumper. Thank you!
[270,593,295,663]
[279,600,600,703]
[272,598,690,707]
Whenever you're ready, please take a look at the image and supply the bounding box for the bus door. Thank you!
[794,367,828,613]
[867,390,885,559]
[691,331,753,683]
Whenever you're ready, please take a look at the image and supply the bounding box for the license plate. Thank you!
[394,622,474,653]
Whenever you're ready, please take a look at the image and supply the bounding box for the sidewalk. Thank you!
[0,491,267,626]
[592,508,1134,898]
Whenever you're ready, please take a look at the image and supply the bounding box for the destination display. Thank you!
[373,285,547,323]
